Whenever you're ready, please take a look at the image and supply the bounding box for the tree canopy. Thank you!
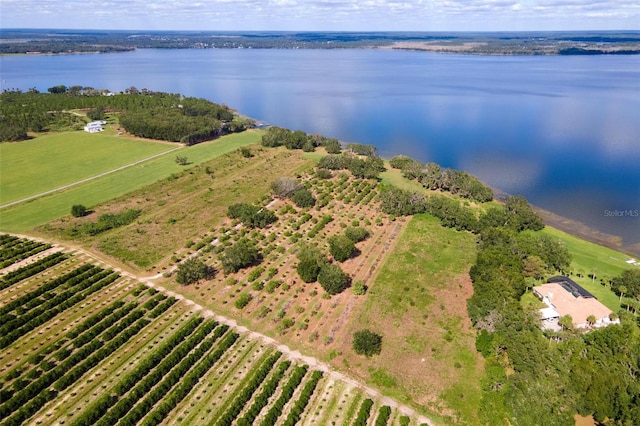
[227,203,277,228]
[296,244,326,283]
[0,89,249,144]
[328,235,356,262]
[317,263,350,295]
[219,238,260,274]
[352,329,382,357]
[176,257,214,285]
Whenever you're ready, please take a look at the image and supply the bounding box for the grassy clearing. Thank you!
[344,213,483,424]
[538,226,632,311]
[379,166,424,192]
[39,144,315,270]
[0,131,175,205]
[0,131,264,233]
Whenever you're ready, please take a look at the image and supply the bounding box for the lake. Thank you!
[2,49,639,253]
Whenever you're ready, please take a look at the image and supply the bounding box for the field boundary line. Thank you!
[0,146,182,209]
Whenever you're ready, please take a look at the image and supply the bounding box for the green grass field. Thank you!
[379,166,425,192]
[350,213,483,424]
[0,131,177,205]
[0,130,264,233]
[538,226,633,311]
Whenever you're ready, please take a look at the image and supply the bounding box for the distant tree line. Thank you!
[261,126,342,153]
[3,29,638,55]
[0,87,251,144]
[379,185,542,234]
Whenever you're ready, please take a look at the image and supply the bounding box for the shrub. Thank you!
[328,235,355,262]
[291,188,315,208]
[353,329,382,356]
[235,293,252,309]
[296,244,326,283]
[176,258,213,285]
[344,226,370,243]
[219,238,260,274]
[352,280,367,295]
[71,204,88,218]
[318,263,350,295]
[316,168,332,179]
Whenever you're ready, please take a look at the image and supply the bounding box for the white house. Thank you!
[533,276,619,331]
[84,121,106,133]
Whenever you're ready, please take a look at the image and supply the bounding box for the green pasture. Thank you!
[354,213,483,424]
[538,227,633,311]
[0,132,177,205]
[379,166,424,193]
[0,130,264,233]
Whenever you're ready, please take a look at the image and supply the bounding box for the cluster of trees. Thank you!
[296,244,350,295]
[282,370,323,426]
[380,185,543,234]
[226,359,291,425]
[317,153,386,179]
[227,203,278,228]
[389,154,493,202]
[463,205,640,424]
[70,303,138,348]
[141,331,238,426]
[260,126,341,153]
[0,252,67,289]
[94,321,219,424]
[467,228,570,327]
[261,365,309,424]
[214,352,282,425]
[0,88,248,143]
[65,299,127,339]
[0,268,118,349]
[71,204,88,218]
[1,300,148,424]
[353,399,374,426]
[0,235,51,268]
[612,269,640,300]
[105,323,225,426]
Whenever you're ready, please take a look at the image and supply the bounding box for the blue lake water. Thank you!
[2,49,639,252]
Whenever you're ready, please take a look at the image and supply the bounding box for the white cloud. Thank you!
[1,0,638,30]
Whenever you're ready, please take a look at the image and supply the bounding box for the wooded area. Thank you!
[0,87,252,144]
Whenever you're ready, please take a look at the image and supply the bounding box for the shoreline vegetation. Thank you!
[2,88,639,425]
[1,29,640,56]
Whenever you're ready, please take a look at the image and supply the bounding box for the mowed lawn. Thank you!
[0,131,177,205]
[0,130,264,233]
[539,226,633,311]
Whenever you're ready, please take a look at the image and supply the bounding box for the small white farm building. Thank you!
[84,121,106,133]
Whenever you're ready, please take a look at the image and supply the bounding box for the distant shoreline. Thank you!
[2,29,640,56]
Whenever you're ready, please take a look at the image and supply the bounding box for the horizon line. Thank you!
[3,28,640,34]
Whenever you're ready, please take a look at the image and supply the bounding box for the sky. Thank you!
[1,0,638,32]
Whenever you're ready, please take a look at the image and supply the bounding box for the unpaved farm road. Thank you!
[0,147,182,209]
[4,233,435,426]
